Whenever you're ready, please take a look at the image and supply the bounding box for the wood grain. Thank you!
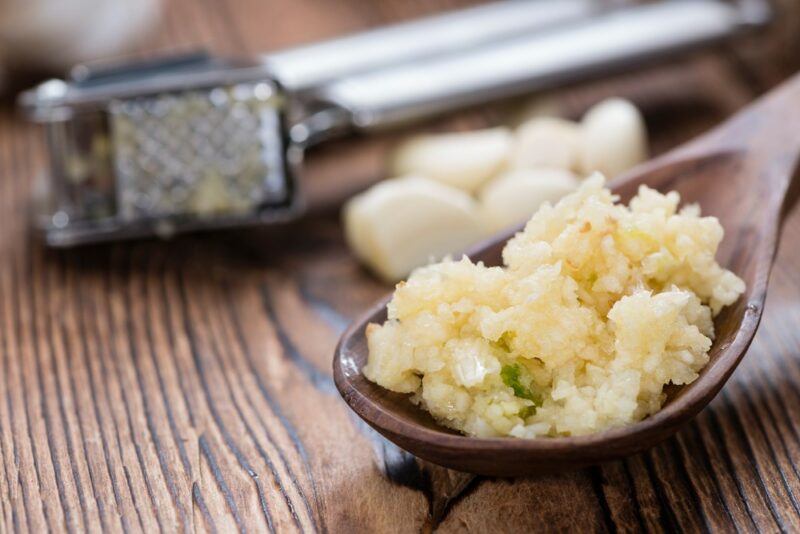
[0,0,799,532]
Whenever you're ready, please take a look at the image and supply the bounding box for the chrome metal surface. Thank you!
[111,83,287,220]
[263,0,601,94]
[315,0,768,129]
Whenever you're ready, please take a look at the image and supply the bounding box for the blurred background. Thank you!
[2,0,798,141]
[0,4,799,531]
[0,0,799,269]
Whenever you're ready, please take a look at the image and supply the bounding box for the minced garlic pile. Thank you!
[364,174,744,438]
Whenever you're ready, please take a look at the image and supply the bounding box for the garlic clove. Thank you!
[390,128,512,192]
[479,168,581,231]
[511,117,582,171]
[579,98,647,179]
[342,192,376,265]
[343,176,485,282]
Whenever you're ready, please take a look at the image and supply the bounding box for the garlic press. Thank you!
[19,0,769,247]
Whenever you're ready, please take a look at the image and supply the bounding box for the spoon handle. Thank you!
[676,71,800,207]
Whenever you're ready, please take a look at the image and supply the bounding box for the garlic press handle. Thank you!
[317,0,770,129]
[263,0,599,94]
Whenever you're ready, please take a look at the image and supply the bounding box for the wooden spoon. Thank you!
[333,73,800,476]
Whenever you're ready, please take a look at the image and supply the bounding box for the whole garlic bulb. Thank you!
[0,0,161,72]
[579,98,647,178]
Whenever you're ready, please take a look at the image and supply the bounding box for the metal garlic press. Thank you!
[20,0,769,247]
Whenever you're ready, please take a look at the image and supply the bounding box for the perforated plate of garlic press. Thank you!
[19,0,769,247]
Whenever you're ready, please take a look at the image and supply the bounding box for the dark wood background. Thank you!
[1,0,799,532]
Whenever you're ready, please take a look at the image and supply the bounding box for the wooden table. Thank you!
[1,1,799,532]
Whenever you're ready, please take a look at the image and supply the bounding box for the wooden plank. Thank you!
[0,0,798,532]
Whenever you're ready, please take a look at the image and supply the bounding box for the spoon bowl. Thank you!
[333,73,800,476]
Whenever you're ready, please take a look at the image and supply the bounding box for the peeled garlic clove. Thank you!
[511,117,582,171]
[390,128,512,192]
[343,176,485,282]
[480,168,581,231]
[579,98,647,178]
[342,193,375,265]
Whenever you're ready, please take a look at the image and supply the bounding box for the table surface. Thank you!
[1,1,800,532]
